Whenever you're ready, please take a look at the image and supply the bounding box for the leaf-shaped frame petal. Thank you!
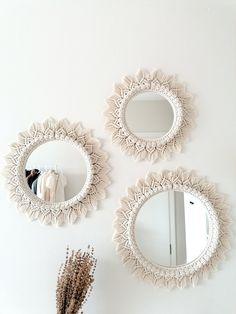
[105,70,193,162]
[4,118,110,226]
[114,168,231,288]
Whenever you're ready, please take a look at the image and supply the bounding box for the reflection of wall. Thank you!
[26,141,87,200]
[126,99,173,133]
[135,191,171,266]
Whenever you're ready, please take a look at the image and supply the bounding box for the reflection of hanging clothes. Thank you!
[25,169,40,189]
[37,171,51,201]
[46,170,67,202]
[31,177,38,195]
[36,170,67,203]
[25,170,31,177]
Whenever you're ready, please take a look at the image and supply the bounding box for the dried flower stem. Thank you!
[56,246,97,314]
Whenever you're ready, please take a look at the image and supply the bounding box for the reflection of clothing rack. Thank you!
[26,168,67,203]
[27,164,61,173]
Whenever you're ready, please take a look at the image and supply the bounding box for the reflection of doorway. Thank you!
[135,191,208,267]
[168,191,208,266]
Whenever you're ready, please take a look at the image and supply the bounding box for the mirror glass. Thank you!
[25,141,87,203]
[125,92,174,139]
[135,191,209,267]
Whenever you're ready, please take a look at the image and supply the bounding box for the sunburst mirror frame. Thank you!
[114,168,231,288]
[105,69,194,162]
[4,118,110,226]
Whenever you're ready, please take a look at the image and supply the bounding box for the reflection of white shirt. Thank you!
[46,171,67,203]
[37,172,51,201]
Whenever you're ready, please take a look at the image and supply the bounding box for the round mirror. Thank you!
[4,118,110,225]
[135,191,209,267]
[25,141,88,203]
[114,169,230,287]
[125,92,175,139]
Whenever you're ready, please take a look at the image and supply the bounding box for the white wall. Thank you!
[0,1,236,313]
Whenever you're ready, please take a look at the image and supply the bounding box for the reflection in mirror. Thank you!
[135,191,209,267]
[25,141,87,203]
[125,92,174,139]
